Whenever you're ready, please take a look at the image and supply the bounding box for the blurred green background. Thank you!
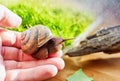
[1,0,94,45]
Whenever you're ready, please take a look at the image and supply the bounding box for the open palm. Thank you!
[0,5,64,81]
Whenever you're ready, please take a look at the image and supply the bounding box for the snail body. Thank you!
[21,25,63,59]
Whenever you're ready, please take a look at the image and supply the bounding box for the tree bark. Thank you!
[66,25,120,56]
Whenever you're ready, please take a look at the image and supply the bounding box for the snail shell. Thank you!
[21,25,63,59]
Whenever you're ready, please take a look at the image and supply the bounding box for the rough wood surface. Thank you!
[66,25,120,56]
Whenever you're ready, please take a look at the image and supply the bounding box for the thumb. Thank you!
[0,4,22,28]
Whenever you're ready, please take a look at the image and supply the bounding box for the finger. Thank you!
[2,46,35,61]
[0,29,63,58]
[0,37,6,81]
[48,50,63,58]
[4,58,65,70]
[0,30,63,58]
[2,46,62,61]
[0,4,22,27]
[0,29,21,48]
[5,65,58,81]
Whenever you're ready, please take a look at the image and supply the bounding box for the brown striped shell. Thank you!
[21,25,63,59]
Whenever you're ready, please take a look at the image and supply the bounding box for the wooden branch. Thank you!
[65,25,120,57]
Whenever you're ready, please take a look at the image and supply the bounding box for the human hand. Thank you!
[0,4,65,81]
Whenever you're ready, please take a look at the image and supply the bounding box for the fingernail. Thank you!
[0,5,22,27]
[5,11,22,27]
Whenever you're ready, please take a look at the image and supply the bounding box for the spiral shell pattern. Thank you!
[21,25,53,56]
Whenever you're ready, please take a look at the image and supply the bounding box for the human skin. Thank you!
[0,4,65,81]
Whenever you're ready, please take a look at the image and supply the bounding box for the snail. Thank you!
[21,25,65,59]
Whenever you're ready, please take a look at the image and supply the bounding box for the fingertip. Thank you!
[35,65,58,80]
[43,65,58,77]
[0,4,22,27]
[3,11,22,27]
[52,58,65,70]
[43,58,65,70]
[48,50,63,58]
[9,15,22,27]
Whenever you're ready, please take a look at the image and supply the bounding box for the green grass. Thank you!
[1,0,93,45]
